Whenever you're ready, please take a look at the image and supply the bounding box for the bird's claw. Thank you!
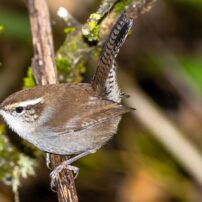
[50,161,79,190]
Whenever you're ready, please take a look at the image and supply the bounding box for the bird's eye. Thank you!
[15,106,24,113]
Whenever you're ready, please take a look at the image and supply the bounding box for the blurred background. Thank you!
[0,0,202,201]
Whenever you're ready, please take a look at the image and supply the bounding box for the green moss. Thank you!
[114,0,133,13]
[64,27,76,34]
[78,62,86,73]
[82,23,100,42]
[56,31,89,83]
[74,61,86,82]
[23,67,36,89]
[56,55,87,83]
[59,33,79,54]
[89,13,102,21]
[89,22,100,41]
[56,58,71,73]
[82,13,101,42]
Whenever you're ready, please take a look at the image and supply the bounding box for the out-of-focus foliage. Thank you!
[177,56,202,94]
[0,25,4,32]
[0,124,36,192]
[174,0,202,6]
[0,10,31,43]
[0,0,202,201]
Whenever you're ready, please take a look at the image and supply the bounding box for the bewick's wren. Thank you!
[0,6,134,179]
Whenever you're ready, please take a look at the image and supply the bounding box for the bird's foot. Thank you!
[49,149,96,190]
[50,160,79,190]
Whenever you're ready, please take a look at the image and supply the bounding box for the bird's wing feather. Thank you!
[61,104,131,133]
[44,94,132,134]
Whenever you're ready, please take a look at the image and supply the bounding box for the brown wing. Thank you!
[59,102,131,134]
[43,83,131,134]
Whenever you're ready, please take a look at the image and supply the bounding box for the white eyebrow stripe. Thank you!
[18,97,44,107]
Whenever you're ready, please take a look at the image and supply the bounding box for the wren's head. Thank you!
[0,87,47,136]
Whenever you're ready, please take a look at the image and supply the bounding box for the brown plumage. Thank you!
[0,83,132,154]
[0,5,135,176]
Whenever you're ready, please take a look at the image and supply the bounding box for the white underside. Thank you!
[0,109,121,155]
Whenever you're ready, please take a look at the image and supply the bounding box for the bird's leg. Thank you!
[50,149,96,188]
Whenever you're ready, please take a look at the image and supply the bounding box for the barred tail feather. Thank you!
[92,9,134,100]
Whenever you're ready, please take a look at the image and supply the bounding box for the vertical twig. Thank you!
[27,0,57,85]
[27,0,78,201]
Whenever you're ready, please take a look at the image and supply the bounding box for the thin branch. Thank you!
[131,0,156,18]
[97,0,119,15]
[27,0,78,201]
[49,155,79,202]
[57,7,81,27]
[27,0,57,85]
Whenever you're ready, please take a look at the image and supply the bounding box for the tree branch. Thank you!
[27,0,57,85]
[27,0,78,201]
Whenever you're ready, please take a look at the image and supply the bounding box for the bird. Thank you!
[0,5,135,182]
